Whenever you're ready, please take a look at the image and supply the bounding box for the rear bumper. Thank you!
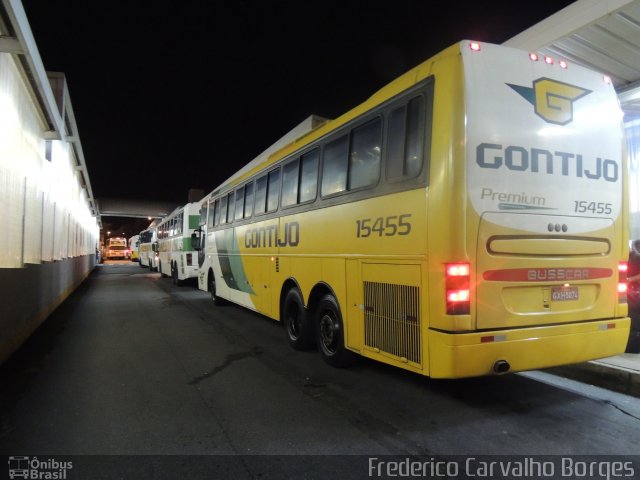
[428,317,630,378]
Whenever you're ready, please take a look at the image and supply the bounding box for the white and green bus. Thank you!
[157,202,202,285]
[139,227,158,271]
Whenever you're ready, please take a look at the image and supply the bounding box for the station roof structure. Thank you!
[504,0,640,115]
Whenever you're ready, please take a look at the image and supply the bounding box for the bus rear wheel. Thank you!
[315,294,356,368]
[283,288,314,350]
[171,262,183,286]
[208,272,225,305]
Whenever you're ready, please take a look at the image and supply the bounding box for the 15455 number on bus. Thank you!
[356,214,412,238]
[573,201,612,215]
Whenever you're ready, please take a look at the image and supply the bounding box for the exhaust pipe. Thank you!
[493,360,511,374]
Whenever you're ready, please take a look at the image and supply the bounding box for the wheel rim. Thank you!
[286,304,301,340]
[319,311,339,355]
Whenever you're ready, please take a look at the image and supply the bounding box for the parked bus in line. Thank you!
[128,234,140,262]
[105,237,128,260]
[139,227,158,271]
[191,41,629,378]
[157,202,201,285]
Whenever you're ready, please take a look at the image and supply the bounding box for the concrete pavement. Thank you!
[548,352,640,398]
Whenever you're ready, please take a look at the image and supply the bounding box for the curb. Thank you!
[546,358,640,398]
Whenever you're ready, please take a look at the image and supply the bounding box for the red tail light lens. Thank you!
[619,261,628,303]
[446,262,470,315]
[186,253,193,266]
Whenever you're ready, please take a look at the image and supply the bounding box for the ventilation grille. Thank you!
[364,281,421,364]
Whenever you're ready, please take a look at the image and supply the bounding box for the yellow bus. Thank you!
[193,41,630,378]
[128,234,140,262]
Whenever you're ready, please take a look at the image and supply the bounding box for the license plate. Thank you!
[551,286,579,301]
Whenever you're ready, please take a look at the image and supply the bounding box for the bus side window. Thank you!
[227,192,235,223]
[282,159,299,207]
[348,118,381,190]
[207,200,216,228]
[387,95,425,180]
[321,135,348,197]
[219,196,228,224]
[300,149,319,203]
[244,181,254,218]
[267,168,280,212]
[202,202,209,226]
[405,96,425,177]
[255,175,267,215]
[235,186,245,221]
[213,199,220,226]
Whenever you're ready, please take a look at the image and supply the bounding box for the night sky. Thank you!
[22,1,575,207]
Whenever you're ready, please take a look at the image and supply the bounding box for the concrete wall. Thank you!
[0,3,100,365]
[0,254,96,364]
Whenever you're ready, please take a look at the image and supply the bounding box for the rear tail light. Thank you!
[186,253,193,266]
[446,262,470,315]
[618,261,628,303]
[469,41,481,52]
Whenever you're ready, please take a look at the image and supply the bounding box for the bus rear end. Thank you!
[429,41,629,378]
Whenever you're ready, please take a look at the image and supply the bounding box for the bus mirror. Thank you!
[191,230,202,251]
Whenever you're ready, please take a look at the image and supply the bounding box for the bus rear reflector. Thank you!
[446,262,470,315]
[619,261,628,303]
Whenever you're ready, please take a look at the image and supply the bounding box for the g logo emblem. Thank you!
[508,78,591,125]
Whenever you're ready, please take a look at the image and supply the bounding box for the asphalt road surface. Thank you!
[1,263,639,478]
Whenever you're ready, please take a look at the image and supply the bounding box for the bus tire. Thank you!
[315,294,356,368]
[208,272,225,306]
[283,288,315,350]
[172,262,183,286]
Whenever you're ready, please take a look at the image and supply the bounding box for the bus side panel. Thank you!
[345,259,362,353]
